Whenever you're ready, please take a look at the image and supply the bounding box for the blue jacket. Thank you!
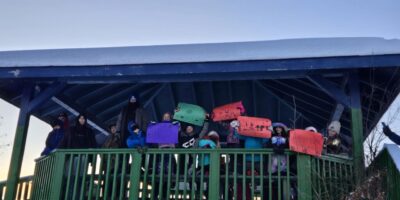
[126,130,146,148]
[41,128,64,156]
[233,129,269,161]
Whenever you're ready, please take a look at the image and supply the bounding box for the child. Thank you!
[126,121,146,149]
[270,122,289,174]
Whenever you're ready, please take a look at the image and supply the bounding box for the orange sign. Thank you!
[289,129,324,157]
[237,116,272,138]
[212,101,245,122]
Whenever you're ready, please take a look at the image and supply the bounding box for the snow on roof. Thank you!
[1,37,400,67]
[383,144,400,172]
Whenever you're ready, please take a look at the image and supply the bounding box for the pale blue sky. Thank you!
[1,0,400,179]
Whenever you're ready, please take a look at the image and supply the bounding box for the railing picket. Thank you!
[142,153,150,200]
[95,154,104,200]
[87,153,98,200]
[268,154,272,200]
[166,153,173,200]
[119,153,127,200]
[233,153,237,200]
[225,154,229,200]
[150,153,157,199]
[260,154,264,199]
[111,153,120,200]
[79,153,89,200]
[190,153,196,200]
[242,153,246,200]
[174,154,181,199]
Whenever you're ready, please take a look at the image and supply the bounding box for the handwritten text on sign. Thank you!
[212,101,245,122]
[289,129,324,157]
[237,116,272,138]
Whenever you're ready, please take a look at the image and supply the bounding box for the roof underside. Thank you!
[1,38,400,150]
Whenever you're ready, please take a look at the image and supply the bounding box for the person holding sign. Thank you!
[152,112,179,199]
[177,115,210,176]
[232,120,269,165]
[324,121,343,154]
[270,122,289,174]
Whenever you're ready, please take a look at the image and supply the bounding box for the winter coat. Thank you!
[126,130,146,148]
[178,121,209,149]
[233,129,268,162]
[41,128,64,156]
[198,139,217,166]
[102,134,121,148]
[59,125,96,149]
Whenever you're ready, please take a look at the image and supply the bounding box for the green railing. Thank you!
[0,176,33,200]
[310,154,354,200]
[370,144,400,200]
[28,149,353,200]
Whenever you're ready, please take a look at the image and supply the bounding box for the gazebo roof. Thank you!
[1,37,400,148]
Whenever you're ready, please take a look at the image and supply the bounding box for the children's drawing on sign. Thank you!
[237,116,272,138]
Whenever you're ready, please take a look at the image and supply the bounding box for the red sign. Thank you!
[212,101,245,122]
[289,129,324,157]
[237,116,272,138]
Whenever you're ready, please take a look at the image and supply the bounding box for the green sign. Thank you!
[173,102,206,126]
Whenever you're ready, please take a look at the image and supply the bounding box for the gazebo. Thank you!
[1,37,400,199]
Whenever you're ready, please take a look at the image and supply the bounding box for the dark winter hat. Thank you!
[58,112,67,118]
[51,119,64,128]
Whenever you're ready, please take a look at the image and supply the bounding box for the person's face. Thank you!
[110,126,117,134]
[328,129,337,137]
[58,116,65,122]
[186,126,194,133]
[130,96,136,103]
[275,127,283,134]
[163,113,171,121]
[78,116,86,125]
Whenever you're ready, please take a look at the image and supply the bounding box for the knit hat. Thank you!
[328,121,341,134]
[305,126,318,133]
[208,131,219,138]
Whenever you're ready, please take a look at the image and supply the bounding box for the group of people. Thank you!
[41,93,344,157]
[40,93,347,199]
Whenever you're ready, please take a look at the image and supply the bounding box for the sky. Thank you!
[1,0,400,180]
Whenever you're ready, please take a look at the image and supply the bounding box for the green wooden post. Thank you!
[50,152,66,199]
[208,150,220,199]
[297,154,312,200]
[349,72,365,184]
[129,151,143,199]
[5,86,32,200]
